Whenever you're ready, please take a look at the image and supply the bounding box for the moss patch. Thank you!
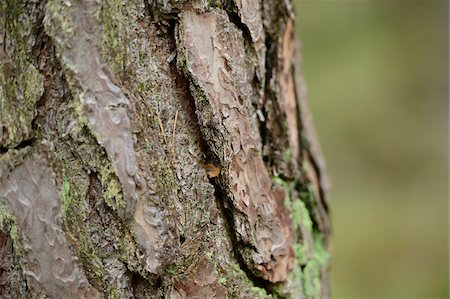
[0,201,22,256]
[273,176,329,298]
[99,163,125,213]
[302,234,329,298]
[1,0,44,147]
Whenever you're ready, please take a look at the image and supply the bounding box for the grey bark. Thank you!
[0,0,330,298]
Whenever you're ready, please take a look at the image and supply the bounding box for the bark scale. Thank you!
[0,0,330,298]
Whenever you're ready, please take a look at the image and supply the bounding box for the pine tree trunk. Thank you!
[0,0,330,298]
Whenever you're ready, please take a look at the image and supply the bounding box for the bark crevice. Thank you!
[0,138,35,154]
[212,182,278,296]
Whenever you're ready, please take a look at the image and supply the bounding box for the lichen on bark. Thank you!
[0,0,44,148]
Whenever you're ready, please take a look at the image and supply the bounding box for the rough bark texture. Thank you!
[0,0,330,298]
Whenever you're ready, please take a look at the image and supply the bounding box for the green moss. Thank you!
[59,171,86,229]
[100,0,157,98]
[218,277,227,285]
[44,0,76,47]
[284,148,292,161]
[0,63,43,146]
[0,201,22,255]
[59,162,140,294]
[99,163,124,212]
[272,176,287,188]
[292,243,307,267]
[312,234,330,266]
[209,0,223,8]
[299,185,315,206]
[250,286,269,298]
[165,264,178,275]
[0,0,61,146]
[100,0,128,78]
[78,231,106,282]
[60,179,71,218]
[273,176,330,298]
[59,163,94,270]
[302,234,330,298]
[159,162,177,191]
[291,199,312,232]
[205,251,214,260]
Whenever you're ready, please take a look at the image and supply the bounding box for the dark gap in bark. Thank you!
[81,172,112,292]
[30,1,50,128]
[307,153,328,214]
[30,5,71,136]
[131,269,157,298]
[87,172,103,216]
[263,34,275,101]
[30,2,47,107]
[144,0,179,23]
[170,41,209,158]
[143,0,151,17]
[211,179,276,296]
[0,138,35,154]
[294,178,325,236]
[224,7,253,45]
[261,35,277,166]
[179,234,186,245]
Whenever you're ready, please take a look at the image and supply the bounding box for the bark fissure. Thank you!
[0,138,35,154]
[224,9,254,49]
[261,34,276,165]
[212,181,278,296]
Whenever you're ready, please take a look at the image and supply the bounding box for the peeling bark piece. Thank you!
[178,10,294,282]
[132,199,169,274]
[0,150,101,298]
[44,0,138,217]
[233,0,266,79]
[44,0,170,276]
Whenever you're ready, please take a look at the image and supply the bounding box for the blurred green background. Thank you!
[294,0,448,298]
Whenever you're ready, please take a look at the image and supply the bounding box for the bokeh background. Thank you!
[294,0,449,298]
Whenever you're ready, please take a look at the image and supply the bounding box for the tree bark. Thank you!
[0,0,330,298]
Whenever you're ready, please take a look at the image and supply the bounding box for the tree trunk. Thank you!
[0,0,330,298]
